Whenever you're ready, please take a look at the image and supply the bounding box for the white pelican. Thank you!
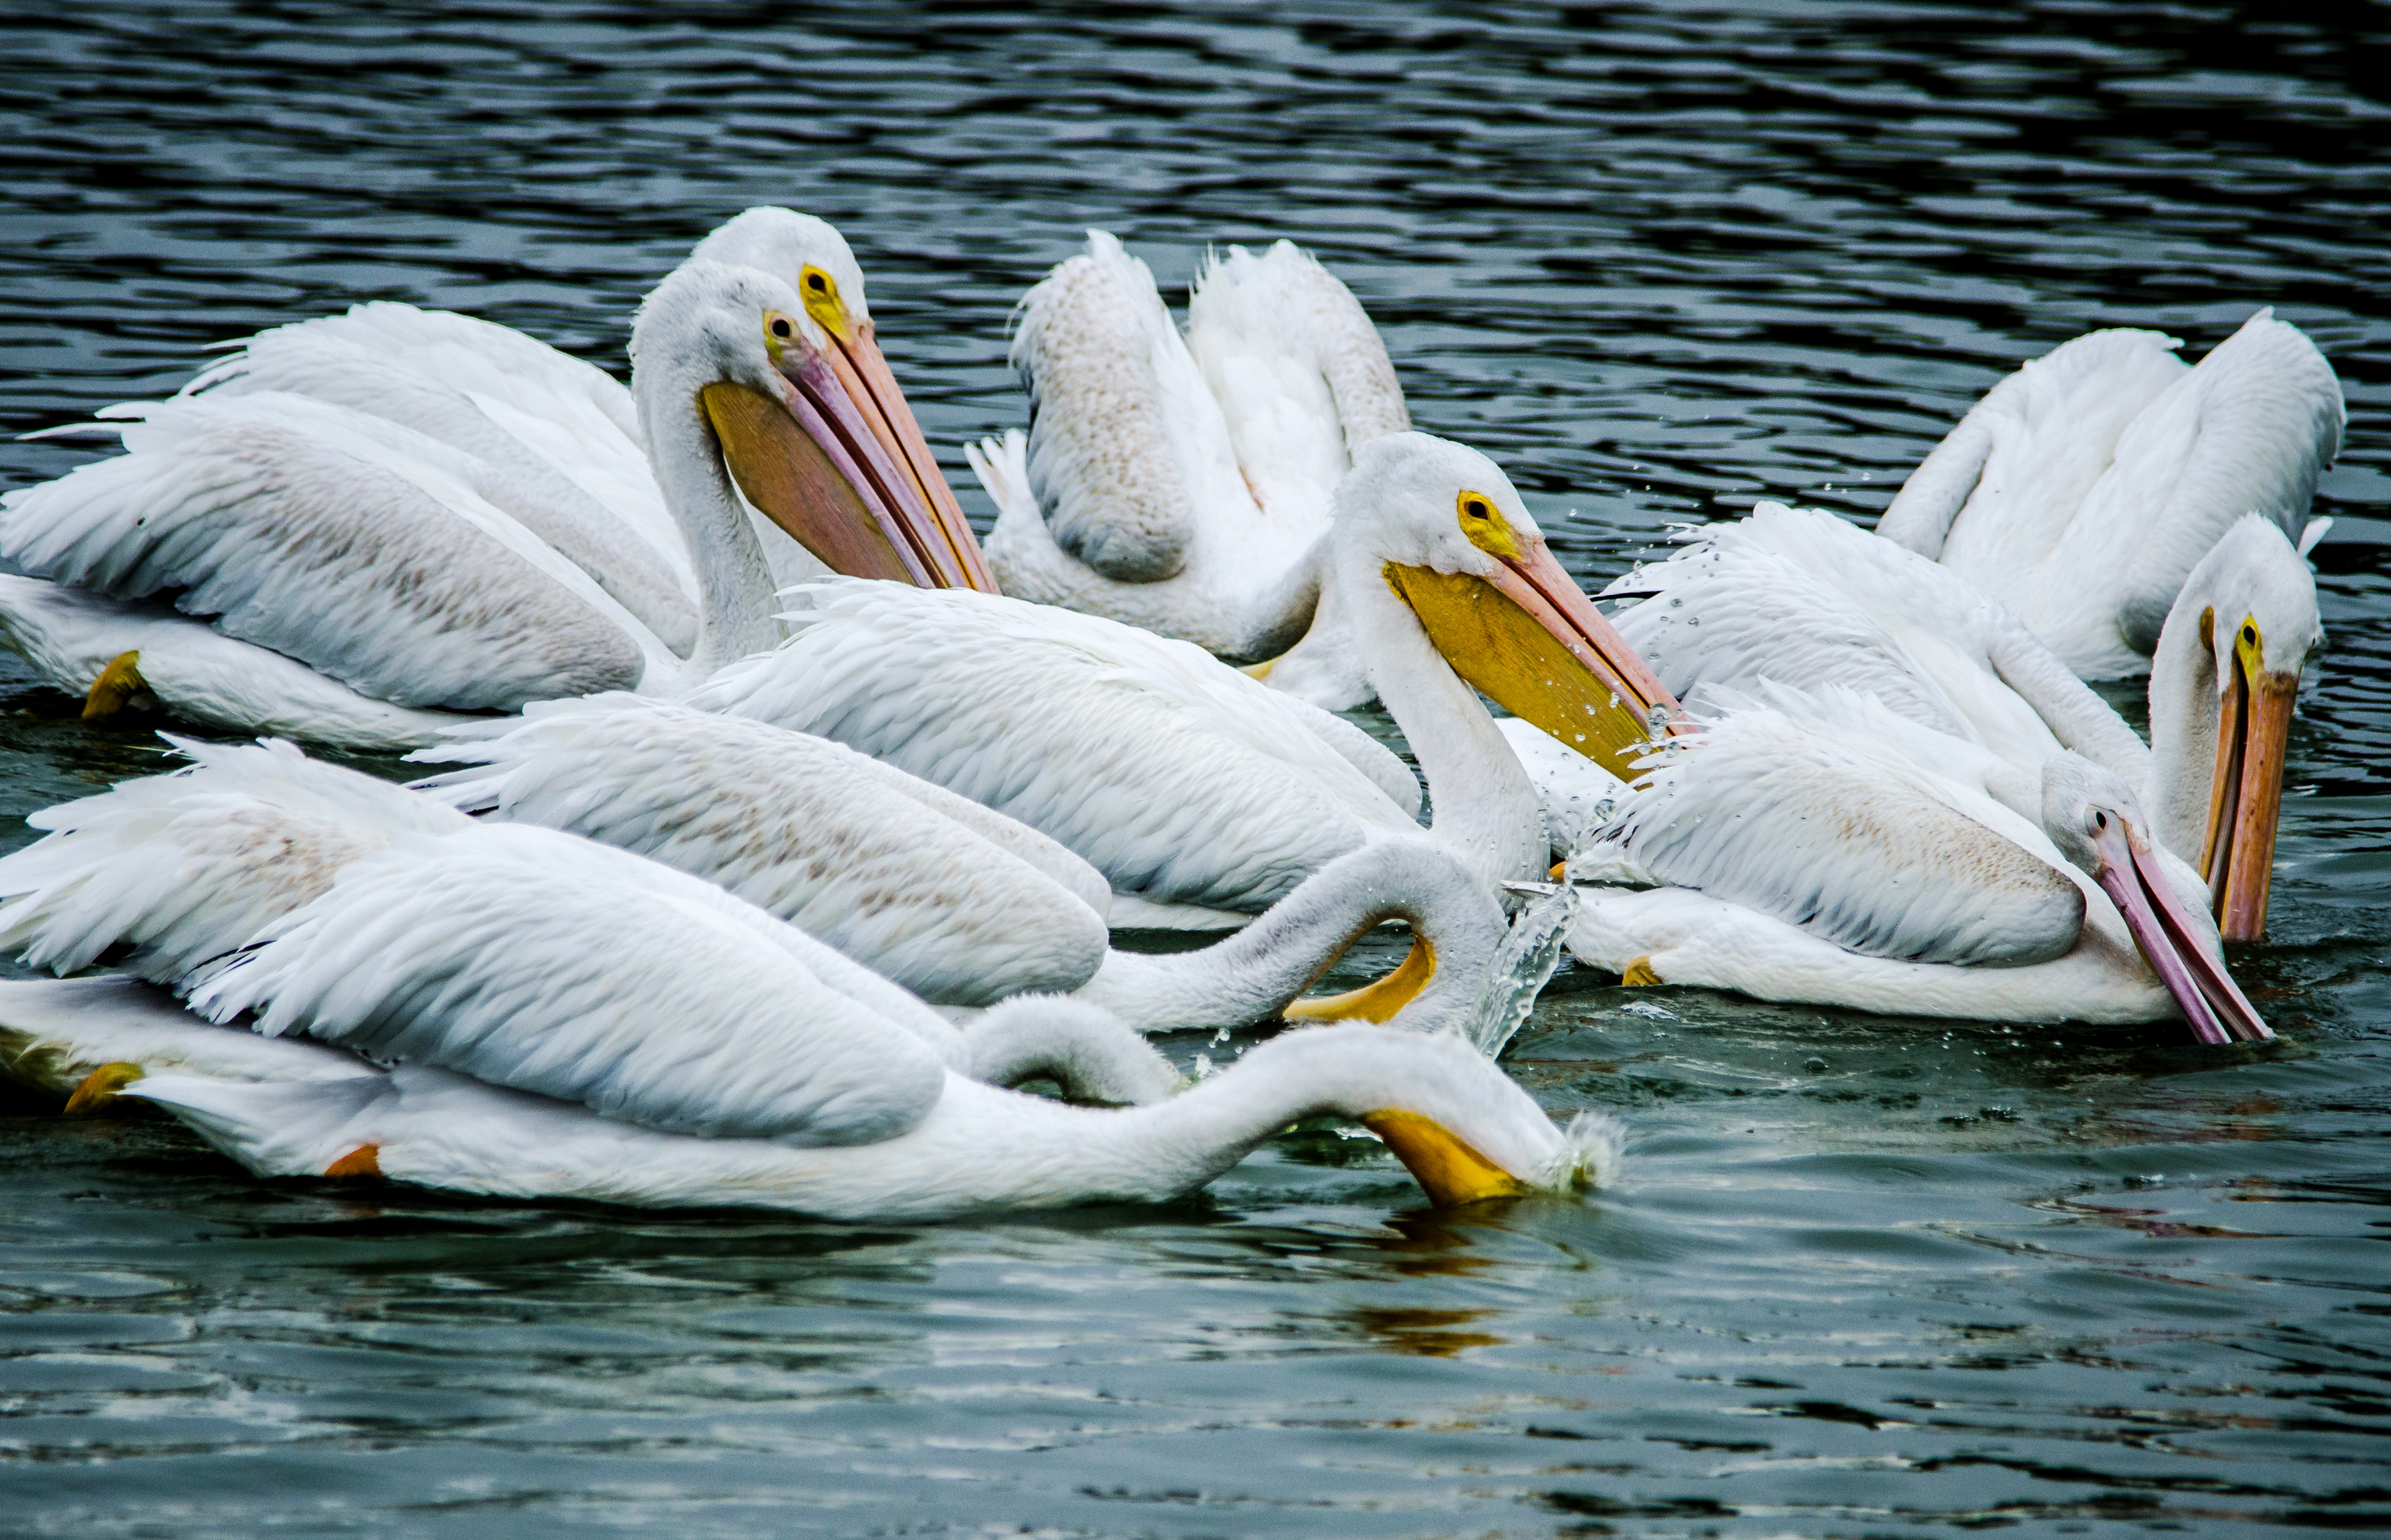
[1550,695,2271,1042]
[691,432,1685,922]
[406,695,1512,1033]
[1583,500,2319,939]
[0,737,1178,1110]
[0,756,1623,1217]
[8,995,1619,1219]
[970,232,1408,708]
[0,217,986,750]
[1876,310,2342,678]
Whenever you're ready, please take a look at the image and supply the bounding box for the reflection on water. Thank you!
[2,1,2389,1534]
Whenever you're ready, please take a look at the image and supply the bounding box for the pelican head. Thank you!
[691,208,996,592]
[2159,516,2321,942]
[1334,431,1685,774]
[635,228,994,593]
[2042,755,2272,1045]
[693,207,874,334]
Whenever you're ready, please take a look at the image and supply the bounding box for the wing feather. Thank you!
[692,581,1418,910]
[1886,328,2188,571]
[1598,699,2085,967]
[2095,310,2345,648]
[1610,503,2147,783]
[190,823,949,1145]
[408,697,1110,1005]
[189,314,695,647]
[1011,232,1250,583]
[0,736,470,983]
[1185,238,1407,518]
[0,575,471,751]
[0,395,650,709]
[1888,315,2342,674]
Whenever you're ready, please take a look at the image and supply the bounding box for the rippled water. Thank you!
[4,3,2389,1534]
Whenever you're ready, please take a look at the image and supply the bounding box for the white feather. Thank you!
[189,823,956,1146]
[408,696,1114,1005]
[0,391,668,709]
[0,735,470,982]
[0,575,468,750]
[691,579,1422,914]
[1880,311,2343,677]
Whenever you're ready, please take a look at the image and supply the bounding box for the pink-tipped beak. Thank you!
[776,353,973,588]
[834,320,1002,594]
[2089,817,2273,1046]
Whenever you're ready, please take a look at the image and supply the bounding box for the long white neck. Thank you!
[152,1026,1576,1222]
[1230,529,1331,661]
[636,378,784,687]
[959,998,1181,1106]
[2145,587,2222,864]
[1071,842,1503,1033]
[802,1024,1563,1218]
[1337,550,1546,885]
[1983,619,2154,787]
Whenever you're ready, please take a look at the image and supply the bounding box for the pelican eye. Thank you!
[797,263,852,341]
[768,316,793,340]
[1455,488,1524,558]
[2092,810,2109,832]
[2243,623,2258,647]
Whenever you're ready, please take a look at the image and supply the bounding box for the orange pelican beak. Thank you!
[2200,612,2297,942]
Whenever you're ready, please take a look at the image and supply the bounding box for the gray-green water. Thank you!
[2,3,2387,1534]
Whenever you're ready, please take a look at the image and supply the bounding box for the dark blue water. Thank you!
[2,3,2388,1534]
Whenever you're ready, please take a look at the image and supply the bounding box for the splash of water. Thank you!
[1455,883,1577,1059]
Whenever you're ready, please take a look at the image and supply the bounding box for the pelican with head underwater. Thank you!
[0,738,1620,1220]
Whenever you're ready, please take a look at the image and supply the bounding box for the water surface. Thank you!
[2,2,2389,1534]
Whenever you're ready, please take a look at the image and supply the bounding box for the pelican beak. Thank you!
[1284,935,1436,1024]
[698,311,999,592]
[806,301,1001,594]
[2201,614,2297,943]
[1362,1108,1537,1205]
[2087,811,2273,1046]
[1384,537,1687,776]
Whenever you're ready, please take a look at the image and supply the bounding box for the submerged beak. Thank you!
[2201,621,2297,943]
[698,322,999,593]
[2088,814,2273,1046]
[1362,1108,1537,1205]
[1384,538,1687,777]
[1284,935,1436,1024]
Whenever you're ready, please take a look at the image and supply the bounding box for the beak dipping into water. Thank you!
[2087,806,2273,1046]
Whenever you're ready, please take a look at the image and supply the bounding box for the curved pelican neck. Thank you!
[1338,547,1546,885]
[2146,592,2222,863]
[1237,530,1332,662]
[637,378,784,683]
[960,999,1180,1106]
[1075,844,1497,1033]
[905,1025,1554,1210]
